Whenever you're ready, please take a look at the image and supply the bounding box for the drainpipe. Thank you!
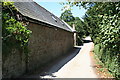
[72,23,76,46]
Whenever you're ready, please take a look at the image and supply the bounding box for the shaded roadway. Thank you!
[23,37,98,79]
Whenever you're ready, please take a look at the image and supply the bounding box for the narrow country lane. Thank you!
[51,37,98,78]
[24,36,99,79]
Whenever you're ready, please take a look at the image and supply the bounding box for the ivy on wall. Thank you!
[2,2,32,55]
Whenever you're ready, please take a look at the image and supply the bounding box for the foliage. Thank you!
[74,17,86,45]
[84,2,120,79]
[60,10,86,45]
[60,10,75,22]
[63,1,120,79]
[2,2,32,55]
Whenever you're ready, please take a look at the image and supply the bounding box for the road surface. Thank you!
[24,36,98,79]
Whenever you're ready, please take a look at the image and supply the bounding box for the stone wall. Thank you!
[2,48,26,78]
[27,23,74,71]
[2,22,74,78]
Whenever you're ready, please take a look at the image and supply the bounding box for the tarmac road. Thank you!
[24,36,98,79]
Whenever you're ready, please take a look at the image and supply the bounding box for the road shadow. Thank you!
[23,47,81,79]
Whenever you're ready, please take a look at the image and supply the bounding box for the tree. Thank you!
[60,10,75,22]
[74,17,86,45]
[60,10,87,45]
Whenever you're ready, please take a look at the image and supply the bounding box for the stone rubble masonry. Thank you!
[2,48,26,78]
[2,22,74,78]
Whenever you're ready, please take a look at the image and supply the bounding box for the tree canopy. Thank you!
[60,10,87,45]
[60,10,75,22]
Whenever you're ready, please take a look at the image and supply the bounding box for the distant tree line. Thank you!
[60,10,88,45]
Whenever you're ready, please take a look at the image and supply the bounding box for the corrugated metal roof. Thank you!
[14,2,75,32]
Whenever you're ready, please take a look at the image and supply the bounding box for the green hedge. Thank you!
[94,43,120,79]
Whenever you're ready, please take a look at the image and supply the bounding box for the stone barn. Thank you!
[2,1,75,78]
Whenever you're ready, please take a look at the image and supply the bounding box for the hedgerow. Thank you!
[63,1,120,79]
[84,2,120,79]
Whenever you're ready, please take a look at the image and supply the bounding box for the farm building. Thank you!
[2,1,75,78]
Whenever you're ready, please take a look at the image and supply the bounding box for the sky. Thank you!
[34,0,87,20]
